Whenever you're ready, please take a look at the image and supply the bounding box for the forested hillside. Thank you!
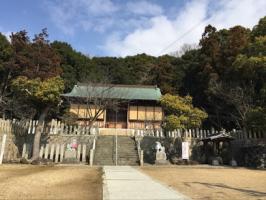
[0,16,265,131]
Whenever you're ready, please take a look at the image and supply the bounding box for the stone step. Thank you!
[118,158,138,160]
[118,153,138,155]
[96,143,113,145]
[94,135,139,166]
[118,146,136,148]
[95,149,114,151]
[118,162,139,165]
[95,155,114,157]
[117,145,136,147]
[94,136,115,165]
[95,153,113,156]
[118,156,138,159]
[95,157,114,159]
[117,150,137,152]
[117,142,136,145]
[95,160,114,163]
[94,163,115,166]
[94,158,114,161]
[118,152,137,155]
[119,159,139,162]
[118,152,138,155]
[118,154,138,157]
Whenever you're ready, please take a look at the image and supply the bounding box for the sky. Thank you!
[0,0,265,57]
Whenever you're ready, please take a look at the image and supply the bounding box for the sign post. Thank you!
[182,141,189,160]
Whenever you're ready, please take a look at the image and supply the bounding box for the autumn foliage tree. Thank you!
[10,29,64,160]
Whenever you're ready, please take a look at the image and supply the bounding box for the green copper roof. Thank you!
[62,84,162,101]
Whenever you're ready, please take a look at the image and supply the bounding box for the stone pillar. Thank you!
[0,134,7,164]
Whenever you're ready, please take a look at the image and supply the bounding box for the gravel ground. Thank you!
[141,165,266,200]
[0,164,102,200]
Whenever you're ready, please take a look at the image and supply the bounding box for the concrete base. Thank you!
[230,159,238,167]
[62,158,79,164]
[212,159,219,166]
[63,150,78,163]
[155,160,169,165]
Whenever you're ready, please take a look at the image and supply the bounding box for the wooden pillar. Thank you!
[103,109,106,128]
[127,103,130,129]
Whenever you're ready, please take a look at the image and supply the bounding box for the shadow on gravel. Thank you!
[186,182,266,197]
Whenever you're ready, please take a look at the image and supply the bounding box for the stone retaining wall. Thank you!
[139,135,266,168]
[139,136,201,164]
[0,131,95,162]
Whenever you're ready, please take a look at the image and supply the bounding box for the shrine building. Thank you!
[62,83,163,130]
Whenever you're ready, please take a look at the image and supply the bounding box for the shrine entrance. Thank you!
[105,106,127,129]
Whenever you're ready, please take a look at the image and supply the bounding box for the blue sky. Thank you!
[0,0,265,57]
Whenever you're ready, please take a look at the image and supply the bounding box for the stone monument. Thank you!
[155,141,168,165]
[63,139,79,163]
[230,158,237,167]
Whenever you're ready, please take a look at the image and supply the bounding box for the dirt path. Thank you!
[141,166,266,200]
[0,165,102,200]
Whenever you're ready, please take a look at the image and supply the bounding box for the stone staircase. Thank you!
[93,136,139,166]
[117,136,139,166]
[94,136,115,165]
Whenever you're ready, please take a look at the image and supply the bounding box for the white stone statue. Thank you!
[155,141,167,164]
[155,141,162,151]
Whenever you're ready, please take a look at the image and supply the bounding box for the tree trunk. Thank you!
[242,120,248,139]
[31,106,50,160]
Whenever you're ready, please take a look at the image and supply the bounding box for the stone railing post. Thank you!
[89,149,94,166]
[140,150,144,166]
[89,137,96,166]
[134,138,144,166]
[0,134,7,164]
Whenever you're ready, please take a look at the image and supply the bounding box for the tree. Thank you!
[160,94,207,130]
[246,107,266,129]
[0,33,13,117]
[10,29,64,160]
[51,41,94,91]
[170,43,199,57]
[123,53,155,84]
[179,21,259,129]
[90,57,129,84]
[146,55,176,94]
[208,80,255,132]
[12,76,64,159]
[251,16,266,39]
